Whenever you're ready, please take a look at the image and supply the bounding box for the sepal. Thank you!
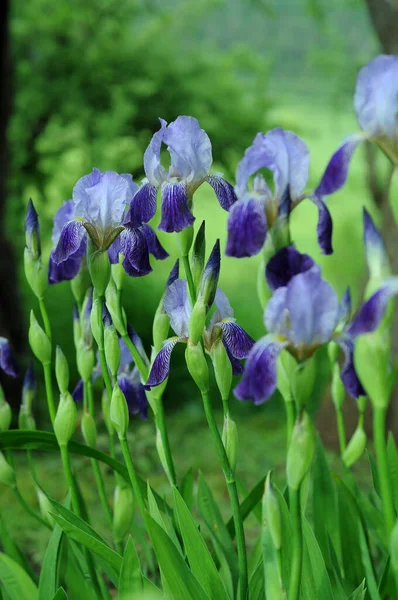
[55,346,70,395]
[222,414,238,475]
[82,411,97,447]
[104,323,121,377]
[211,338,232,401]
[24,248,48,299]
[88,247,111,296]
[54,392,77,446]
[29,311,51,364]
[286,412,315,490]
[185,342,209,393]
[110,383,129,439]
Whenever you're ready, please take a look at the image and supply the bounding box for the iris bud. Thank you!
[185,342,209,393]
[111,256,125,291]
[24,249,48,299]
[54,392,77,446]
[25,199,41,258]
[156,429,172,482]
[0,400,11,432]
[177,225,194,257]
[90,298,103,349]
[190,221,206,289]
[29,311,51,365]
[0,453,15,488]
[287,412,315,490]
[354,331,390,408]
[292,358,316,409]
[277,350,296,403]
[222,414,238,475]
[327,341,339,365]
[263,473,282,551]
[198,240,220,309]
[152,308,170,353]
[113,483,134,542]
[188,299,206,345]
[211,339,232,401]
[331,363,345,411]
[55,346,69,395]
[101,389,113,435]
[37,487,54,527]
[105,279,127,336]
[110,383,129,439]
[73,305,81,347]
[104,323,120,377]
[76,342,95,383]
[342,426,367,468]
[88,248,111,297]
[18,405,36,430]
[391,520,398,572]
[82,411,97,447]
[71,260,90,307]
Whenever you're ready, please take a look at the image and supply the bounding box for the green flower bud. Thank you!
[222,414,238,475]
[331,363,345,411]
[263,473,282,551]
[354,330,390,408]
[110,383,129,439]
[111,257,125,291]
[292,358,316,409]
[188,300,206,345]
[152,307,170,353]
[185,342,209,393]
[156,428,172,482]
[391,519,398,572]
[71,260,91,307]
[18,405,36,431]
[29,311,51,364]
[287,412,315,490]
[101,389,113,435]
[24,249,48,299]
[0,452,15,488]
[105,279,127,336]
[190,220,206,289]
[81,411,97,447]
[211,339,232,401]
[177,225,194,257]
[0,400,12,432]
[55,346,69,394]
[342,426,367,468]
[90,298,103,349]
[76,342,95,383]
[104,323,120,377]
[54,392,77,446]
[113,483,134,543]
[88,248,111,297]
[198,240,220,309]
[36,487,54,527]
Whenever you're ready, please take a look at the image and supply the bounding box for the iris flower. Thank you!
[0,338,19,378]
[235,242,398,405]
[51,169,168,280]
[130,116,236,234]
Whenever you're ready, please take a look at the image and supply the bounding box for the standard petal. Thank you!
[84,171,131,230]
[363,208,389,280]
[164,116,212,185]
[347,278,398,337]
[145,337,182,388]
[51,201,75,245]
[120,173,140,199]
[48,253,82,284]
[126,182,158,228]
[335,335,366,399]
[158,181,195,233]
[315,135,364,197]
[264,286,289,336]
[0,337,19,378]
[235,133,272,198]
[206,175,237,210]
[141,224,169,260]
[72,168,102,221]
[225,196,267,258]
[265,246,315,291]
[163,279,191,338]
[53,221,86,264]
[234,336,287,405]
[311,196,333,255]
[118,373,148,419]
[144,118,168,186]
[220,322,255,359]
[120,228,152,277]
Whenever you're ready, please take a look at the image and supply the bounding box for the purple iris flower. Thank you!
[129,116,237,234]
[0,338,19,378]
[145,280,254,388]
[235,245,398,405]
[227,127,344,258]
[51,170,168,279]
[318,55,398,198]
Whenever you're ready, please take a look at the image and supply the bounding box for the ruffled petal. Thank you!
[335,335,366,399]
[141,224,169,260]
[311,195,333,255]
[126,182,158,228]
[145,337,182,388]
[265,246,315,291]
[225,196,267,258]
[347,278,398,337]
[315,136,364,197]
[51,200,75,246]
[84,171,131,230]
[120,228,152,277]
[48,253,83,284]
[220,322,255,359]
[53,221,86,264]
[223,341,244,376]
[0,337,19,378]
[143,118,168,186]
[206,175,237,210]
[163,279,191,338]
[234,335,287,405]
[158,181,195,233]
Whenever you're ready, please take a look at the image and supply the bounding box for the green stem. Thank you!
[284,399,296,451]
[373,406,395,535]
[201,391,248,600]
[288,486,303,600]
[335,406,347,455]
[42,362,56,426]
[122,334,148,380]
[182,254,196,303]
[39,297,52,343]
[119,437,146,518]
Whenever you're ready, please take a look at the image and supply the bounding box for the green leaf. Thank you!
[52,589,67,600]
[180,467,194,512]
[248,559,264,600]
[273,487,292,585]
[0,515,36,582]
[65,542,98,600]
[367,449,381,498]
[147,485,181,553]
[348,579,367,600]
[0,553,38,600]
[387,433,398,513]
[357,520,381,600]
[262,492,284,600]
[118,536,142,599]
[301,517,333,600]
[173,487,230,600]
[145,512,211,600]
[236,477,261,523]
[337,479,364,588]
[38,522,64,600]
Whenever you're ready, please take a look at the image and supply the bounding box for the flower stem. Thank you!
[39,297,52,343]
[200,391,248,600]
[335,406,347,455]
[42,361,56,426]
[118,436,146,518]
[373,406,395,535]
[182,254,196,303]
[288,486,303,600]
[284,399,296,451]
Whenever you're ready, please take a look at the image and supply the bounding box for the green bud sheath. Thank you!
[327,340,339,365]
[88,248,111,297]
[104,324,121,377]
[111,258,125,291]
[36,487,54,527]
[29,310,51,364]
[82,411,97,448]
[24,249,48,299]
[177,225,194,257]
[76,343,95,383]
[71,260,90,306]
[105,279,127,336]
[101,389,113,435]
[191,220,206,289]
[152,307,170,353]
[156,428,172,482]
[0,452,15,488]
[212,339,232,402]
[188,300,206,345]
[331,363,345,411]
[18,406,36,431]
[354,331,390,408]
[185,342,209,394]
[222,414,238,475]
[391,520,398,572]
[113,483,134,543]
[287,412,315,490]
[264,473,282,551]
[54,392,77,446]
[55,346,70,395]
[357,395,368,415]
[90,298,104,349]
[277,350,296,403]
[0,400,12,433]
[342,426,367,468]
[110,383,129,439]
[292,357,316,410]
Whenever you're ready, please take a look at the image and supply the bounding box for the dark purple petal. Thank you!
[0,338,19,378]
[315,136,363,197]
[220,322,255,359]
[234,336,287,405]
[108,235,121,264]
[277,185,292,219]
[118,373,148,419]
[25,198,41,255]
[48,252,82,284]
[53,221,87,264]
[145,338,181,388]
[363,207,389,279]
[223,341,244,375]
[141,225,169,260]
[144,119,167,186]
[347,279,398,338]
[120,228,152,277]
[311,196,333,255]
[125,182,158,228]
[225,196,267,258]
[335,335,366,399]
[265,246,315,291]
[164,280,191,338]
[72,379,84,402]
[199,240,220,307]
[126,324,150,368]
[158,181,195,233]
[166,260,179,288]
[206,175,237,210]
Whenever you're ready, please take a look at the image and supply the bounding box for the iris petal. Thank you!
[53,221,86,264]
[206,175,237,210]
[145,337,182,388]
[226,196,267,258]
[164,280,191,338]
[220,322,255,359]
[158,181,195,233]
[0,337,19,378]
